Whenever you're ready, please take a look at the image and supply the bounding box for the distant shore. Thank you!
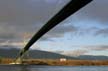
[0,58,108,66]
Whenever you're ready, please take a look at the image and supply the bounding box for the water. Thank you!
[0,65,108,71]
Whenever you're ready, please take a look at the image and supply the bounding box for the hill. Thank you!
[0,46,77,59]
[0,46,108,60]
[77,55,108,60]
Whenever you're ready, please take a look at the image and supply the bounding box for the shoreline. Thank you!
[0,58,108,66]
[0,64,108,66]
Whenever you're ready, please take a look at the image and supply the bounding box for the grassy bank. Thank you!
[0,58,108,66]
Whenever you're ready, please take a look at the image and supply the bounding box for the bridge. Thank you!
[14,0,93,64]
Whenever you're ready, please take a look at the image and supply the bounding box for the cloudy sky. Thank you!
[0,0,108,56]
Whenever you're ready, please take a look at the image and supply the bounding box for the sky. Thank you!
[0,0,108,56]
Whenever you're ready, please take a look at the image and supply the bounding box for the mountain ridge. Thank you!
[0,47,77,59]
[0,47,108,60]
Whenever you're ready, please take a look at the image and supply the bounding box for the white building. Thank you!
[60,58,67,62]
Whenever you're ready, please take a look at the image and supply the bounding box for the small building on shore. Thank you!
[60,58,67,62]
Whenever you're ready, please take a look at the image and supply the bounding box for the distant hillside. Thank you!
[77,55,108,60]
[0,46,108,60]
[0,47,77,59]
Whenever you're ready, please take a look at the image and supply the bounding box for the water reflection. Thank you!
[19,65,41,71]
[19,65,30,71]
[0,65,108,71]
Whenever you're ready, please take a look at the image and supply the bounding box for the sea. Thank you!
[0,65,108,71]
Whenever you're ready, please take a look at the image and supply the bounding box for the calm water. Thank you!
[0,65,108,71]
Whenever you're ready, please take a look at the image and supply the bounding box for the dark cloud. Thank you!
[95,28,108,37]
[87,0,108,24]
[74,0,108,25]
[45,24,77,37]
[68,0,108,36]
[77,27,108,37]
[0,0,73,42]
[0,0,108,44]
